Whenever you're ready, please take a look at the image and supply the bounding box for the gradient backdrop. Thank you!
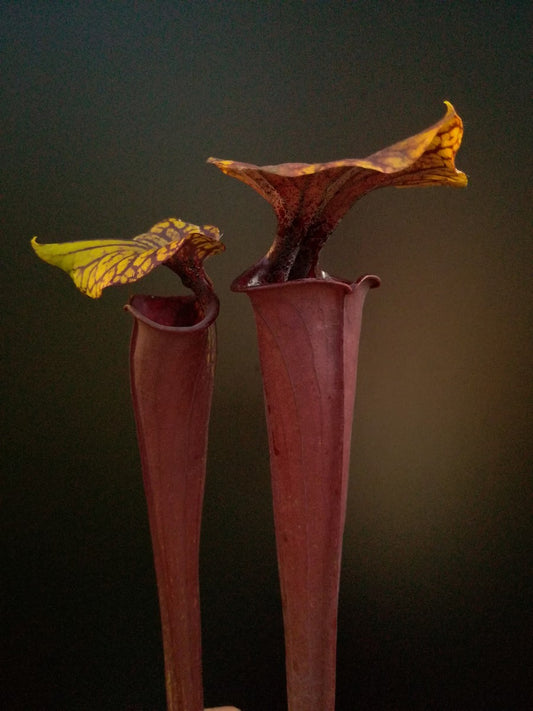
[2,2,532,710]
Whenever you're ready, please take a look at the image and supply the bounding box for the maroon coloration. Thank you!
[126,293,219,711]
[237,274,379,711]
[208,103,465,285]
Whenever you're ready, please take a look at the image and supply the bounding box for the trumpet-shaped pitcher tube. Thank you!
[211,102,466,709]
[237,274,379,711]
[127,292,219,711]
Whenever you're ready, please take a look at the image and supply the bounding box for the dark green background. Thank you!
[2,2,531,709]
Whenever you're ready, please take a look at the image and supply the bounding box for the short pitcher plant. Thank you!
[32,101,466,711]
[209,101,467,711]
[32,219,236,711]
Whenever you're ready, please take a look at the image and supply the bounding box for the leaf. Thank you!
[208,101,467,284]
[32,218,224,298]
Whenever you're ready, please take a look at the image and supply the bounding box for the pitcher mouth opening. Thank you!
[231,271,381,295]
[125,292,220,332]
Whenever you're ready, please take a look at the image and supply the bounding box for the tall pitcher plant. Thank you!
[32,101,466,710]
[209,101,466,711]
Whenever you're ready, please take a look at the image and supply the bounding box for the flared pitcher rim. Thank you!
[231,272,381,295]
[125,292,220,332]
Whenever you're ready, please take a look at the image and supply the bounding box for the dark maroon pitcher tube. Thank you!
[234,274,379,711]
[126,293,219,711]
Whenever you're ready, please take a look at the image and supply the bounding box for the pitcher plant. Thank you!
[32,219,236,711]
[31,100,466,711]
[209,101,467,711]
